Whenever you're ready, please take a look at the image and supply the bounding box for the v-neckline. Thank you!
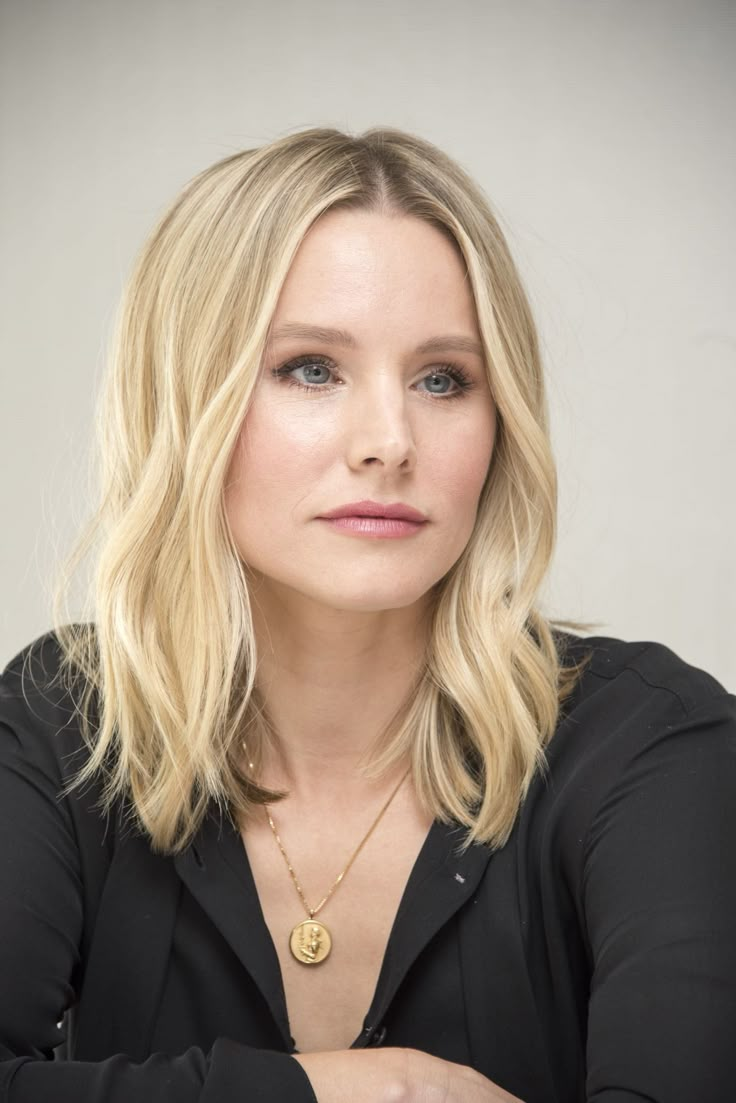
[174,807,494,1051]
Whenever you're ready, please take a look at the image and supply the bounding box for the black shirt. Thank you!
[1,628,735,1102]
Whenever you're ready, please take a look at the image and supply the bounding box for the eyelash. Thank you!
[271,355,475,401]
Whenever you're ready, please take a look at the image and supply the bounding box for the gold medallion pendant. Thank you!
[244,739,411,973]
[290,918,332,964]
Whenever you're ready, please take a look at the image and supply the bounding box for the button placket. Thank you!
[369,1024,387,1046]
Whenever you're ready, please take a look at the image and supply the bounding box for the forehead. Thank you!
[271,210,478,336]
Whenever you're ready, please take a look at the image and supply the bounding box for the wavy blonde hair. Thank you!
[50,125,590,854]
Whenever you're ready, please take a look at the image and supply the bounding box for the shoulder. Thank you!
[0,625,96,785]
[528,630,736,851]
[554,628,731,723]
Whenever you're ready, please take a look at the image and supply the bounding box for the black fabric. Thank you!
[1,628,735,1102]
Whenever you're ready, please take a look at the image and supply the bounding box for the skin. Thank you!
[224,210,522,1101]
[224,208,496,796]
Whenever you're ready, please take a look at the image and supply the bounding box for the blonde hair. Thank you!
[50,125,590,854]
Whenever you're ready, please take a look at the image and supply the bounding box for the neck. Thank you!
[246,580,431,802]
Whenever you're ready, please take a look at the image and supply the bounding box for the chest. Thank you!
[76,803,582,1101]
[239,804,434,1052]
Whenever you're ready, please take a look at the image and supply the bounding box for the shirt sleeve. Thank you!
[582,690,736,1103]
[0,663,318,1103]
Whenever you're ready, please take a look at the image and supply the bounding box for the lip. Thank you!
[318,500,428,522]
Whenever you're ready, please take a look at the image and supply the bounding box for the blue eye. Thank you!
[271,355,474,400]
[270,355,333,390]
[283,359,332,387]
[422,373,455,395]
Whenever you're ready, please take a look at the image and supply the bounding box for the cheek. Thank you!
[248,393,338,466]
[225,398,331,524]
[428,411,496,507]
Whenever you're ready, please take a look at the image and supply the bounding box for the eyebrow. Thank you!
[268,322,484,358]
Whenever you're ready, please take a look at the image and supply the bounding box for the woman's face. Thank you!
[225,209,497,616]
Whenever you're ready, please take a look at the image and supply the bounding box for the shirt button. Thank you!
[369,1025,387,1046]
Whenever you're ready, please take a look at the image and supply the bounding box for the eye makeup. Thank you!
[271,354,476,401]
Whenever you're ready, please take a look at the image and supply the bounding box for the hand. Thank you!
[293,1046,524,1103]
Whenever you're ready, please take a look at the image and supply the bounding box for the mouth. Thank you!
[318,500,428,523]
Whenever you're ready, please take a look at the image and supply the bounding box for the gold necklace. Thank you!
[242,744,410,965]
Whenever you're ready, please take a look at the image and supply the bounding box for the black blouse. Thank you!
[1,628,735,1102]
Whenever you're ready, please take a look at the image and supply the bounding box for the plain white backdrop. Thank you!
[1,0,734,686]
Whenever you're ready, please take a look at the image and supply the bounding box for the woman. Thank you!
[1,126,734,1103]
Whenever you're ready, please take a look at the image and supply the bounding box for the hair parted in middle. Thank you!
[52,125,588,855]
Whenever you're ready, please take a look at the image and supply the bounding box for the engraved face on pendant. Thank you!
[290,919,332,964]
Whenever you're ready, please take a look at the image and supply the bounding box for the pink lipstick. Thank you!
[317,500,428,539]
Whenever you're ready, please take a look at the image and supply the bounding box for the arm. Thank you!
[0,664,317,1103]
[0,642,524,1103]
[582,692,736,1102]
[293,1049,525,1103]
[1,1044,315,1102]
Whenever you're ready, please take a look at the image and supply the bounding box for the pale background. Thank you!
[1,0,734,687]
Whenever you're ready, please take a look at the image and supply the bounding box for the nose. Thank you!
[345,378,418,472]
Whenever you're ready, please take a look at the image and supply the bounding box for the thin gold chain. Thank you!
[243,743,410,920]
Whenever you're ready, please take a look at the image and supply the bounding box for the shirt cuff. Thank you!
[202,1038,319,1103]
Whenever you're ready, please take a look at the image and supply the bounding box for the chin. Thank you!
[339,593,431,614]
[321,588,432,614]
[273,577,436,615]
